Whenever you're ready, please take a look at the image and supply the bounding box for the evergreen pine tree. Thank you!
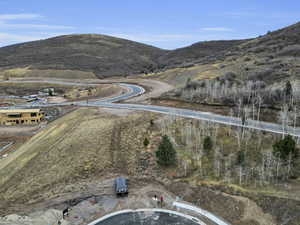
[285,81,293,99]
[156,135,176,166]
[143,137,149,147]
[273,135,298,160]
[203,136,213,154]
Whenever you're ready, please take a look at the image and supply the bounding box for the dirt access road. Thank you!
[3,178,220,225]
[0,77,174,104]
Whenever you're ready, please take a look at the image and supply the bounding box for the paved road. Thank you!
[91,84,300,137]
[1,81,299,137]
[173,202,229,225]
[0,142,13,154]
[94,102,300,137]
[88,209,204,225]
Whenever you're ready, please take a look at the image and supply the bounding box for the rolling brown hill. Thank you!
[0,22,299,80]
[154,21,300,86]
[0,34,248,79]
[0,34,166,78]
[158,39,248,68]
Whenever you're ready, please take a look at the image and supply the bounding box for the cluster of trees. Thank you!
[157,114,299,186]
[176,78,299,128]
[180,77,296,108]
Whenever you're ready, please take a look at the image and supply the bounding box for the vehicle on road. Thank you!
[114,177,128,196]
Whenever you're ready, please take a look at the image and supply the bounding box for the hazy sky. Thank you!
[0,0,299,49]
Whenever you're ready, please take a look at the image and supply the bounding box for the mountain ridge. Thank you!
[0,21,299,78]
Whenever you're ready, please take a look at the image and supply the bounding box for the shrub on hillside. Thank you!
[247,69,274,81]
[223,72,237,82]
[277,45,300,57]
[143,137,149,147]
[203,136,213,154]
[186,80,203,90]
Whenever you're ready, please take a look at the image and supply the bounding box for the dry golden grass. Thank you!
[0,82,74,89]
[143,63,223,87]
[64,84,120,100]
[0,108,158,205]
[0,68,97,80]
[0,108,113,200]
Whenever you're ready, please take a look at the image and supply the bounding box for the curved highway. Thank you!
[1,81,300,137]
[93,83,300,137]
[87,209,205,225]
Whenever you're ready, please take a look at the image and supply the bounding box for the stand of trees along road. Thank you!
[169,76,300,130]
[158,114,299,186]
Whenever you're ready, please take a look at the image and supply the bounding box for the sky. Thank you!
[0,0,299,49]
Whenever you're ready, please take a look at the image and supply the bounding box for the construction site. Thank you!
[0,109,44,126]
[1,78,297,225]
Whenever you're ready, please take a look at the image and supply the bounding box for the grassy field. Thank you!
[64,84,120,100]
[0,82,74,96]
[0,68,97,80]
[143,63,221,87]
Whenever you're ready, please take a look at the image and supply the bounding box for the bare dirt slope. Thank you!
[122,78,174,103]
[0,108,160,213]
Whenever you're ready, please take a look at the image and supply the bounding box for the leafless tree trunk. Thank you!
[279,105,289,138]
[239,166,243,185]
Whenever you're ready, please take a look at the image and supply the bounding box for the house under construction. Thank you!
[0,109,44,126]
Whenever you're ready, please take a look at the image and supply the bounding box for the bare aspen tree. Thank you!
[257,130,263,152]
[239,166,243,185]
[213,124,219,146]
[185,123,192,147]
[279,105,289,138]
[235,128,242,150]
[260,154,266,185]
[224,156,229,183]
[257,95,262,121]
[276,157,281,180]
[183,159,188,177]
[224,154,233,183]
[214,146,221,177]
[237,98,243,119]
[252,98,256,121]
[293,106,297,134]
[287,152,292,179]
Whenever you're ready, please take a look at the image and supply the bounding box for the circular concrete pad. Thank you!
[92,210,200,225]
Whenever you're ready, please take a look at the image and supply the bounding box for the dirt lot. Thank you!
[0,81,121,103]
[0,177,279,225]
[19,180,185,225]
[121,79,174,103]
